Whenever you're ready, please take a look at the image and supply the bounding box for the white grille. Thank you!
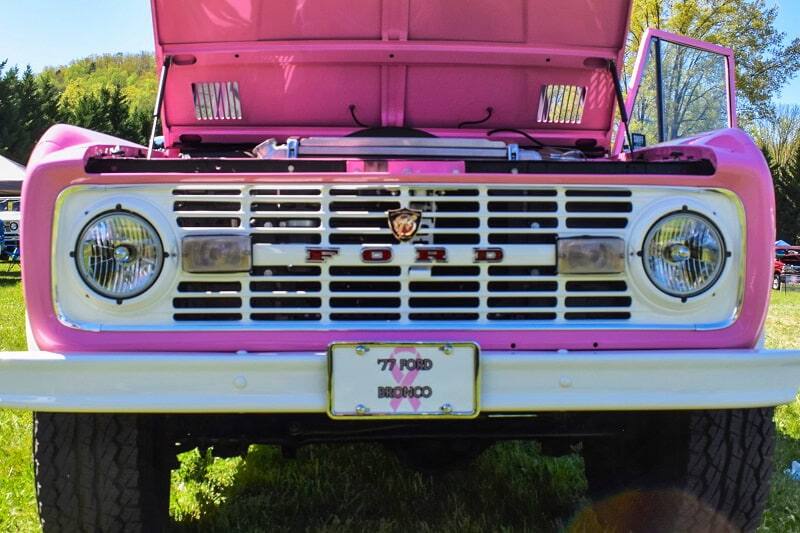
[53,184,744,331]
[171,185,634,324]
[192,81,242,120]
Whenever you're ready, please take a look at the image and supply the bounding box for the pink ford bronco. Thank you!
[5,0,800,530]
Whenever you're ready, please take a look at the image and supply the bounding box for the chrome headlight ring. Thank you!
[641,210,728,300]
[74,210,165,301]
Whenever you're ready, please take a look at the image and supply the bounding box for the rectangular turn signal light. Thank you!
[181,235,251,273]
[557,237,625,274]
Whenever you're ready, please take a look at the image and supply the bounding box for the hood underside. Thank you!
[151,0,632,149]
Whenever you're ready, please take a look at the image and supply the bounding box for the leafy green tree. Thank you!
[0,62,62,163]
[628,0,800,124]
[62,85,150,145]
[752,106,800,243]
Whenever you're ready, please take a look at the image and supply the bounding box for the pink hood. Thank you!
[151,0,632,148]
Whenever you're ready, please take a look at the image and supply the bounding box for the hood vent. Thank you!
[192,81,242,120]
[538,85,586,124]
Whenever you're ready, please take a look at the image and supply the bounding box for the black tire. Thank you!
[773,273,782,291]
[34,413,171,533]
[580,408,774,533]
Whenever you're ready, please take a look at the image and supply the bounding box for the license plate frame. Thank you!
[327,342,480,420]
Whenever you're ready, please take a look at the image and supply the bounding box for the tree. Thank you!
[0,62,62,163]
[62,85,150,145]
[751,106,800,242]
[627,0,800,124]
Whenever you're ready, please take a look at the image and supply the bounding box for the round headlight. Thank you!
[642,211,726,298]
[75,211,164,300]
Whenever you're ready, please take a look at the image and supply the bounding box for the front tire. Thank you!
[581,408,774,532]
[34,413,171,532]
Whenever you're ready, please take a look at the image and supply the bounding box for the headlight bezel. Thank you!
[73,209,166,301]
[640,209,728,299]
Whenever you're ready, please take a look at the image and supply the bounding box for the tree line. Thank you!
[0,53,155,163]
[1,1,800,240]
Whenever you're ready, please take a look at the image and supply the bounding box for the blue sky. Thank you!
[1,0,799,105]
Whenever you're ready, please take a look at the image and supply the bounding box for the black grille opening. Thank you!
[489,266,557,276]
[566,218,628,229]
[330,313,401,321]
[252,266,321,276]
[329,217,388,229]
[250,188,321,196]
[174,313,242,322]
[173,201,241,211]
[564,296,632,308]
[431,266,480,276]
[177,217,240,228]
[488,201,557,213]
[409,313,479,321]
[488,281,558,292]
[173,189,242,196]
[488,297,557,308]
[252,234,322,245]
[252,202,321,212]
[433,218,480,229]
[250,281,322,292]
[411,189,479,197]
[250,217,321,229]
[489,234,557,245]
[178,282,242,293]
[251,297,321,308]
[433,234,480,245]
[330,234,399,245]
[409,201,479,212]
[330,281,401,292]
[251,313,322,321]
[410,281,480,292]
[488,312,557,320]
[330,297,401,308]
[488,217,558,229]
[565,189,632,197]
[488,189,557,197]
[565,201,632,213]
[329,201,401,212]
[564,312,631,320]
[173,297,242,309]
[565,281,628,292]
[330,266,401,277]
[410,297,479,308]
[330,188,400,197]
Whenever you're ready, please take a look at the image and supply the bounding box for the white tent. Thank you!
[0,155,24,196]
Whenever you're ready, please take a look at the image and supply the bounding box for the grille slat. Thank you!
[169,185,635,325]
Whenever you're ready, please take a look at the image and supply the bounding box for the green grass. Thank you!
[1,271,799,532]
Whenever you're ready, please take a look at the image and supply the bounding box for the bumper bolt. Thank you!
[440,403,454,414]
[355,404,370,415]
[440,343,454,355]
[355,345,369,356]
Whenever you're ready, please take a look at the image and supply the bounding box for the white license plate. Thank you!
[328,342,479,419]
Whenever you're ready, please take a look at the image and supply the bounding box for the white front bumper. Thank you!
[1,349,799,413]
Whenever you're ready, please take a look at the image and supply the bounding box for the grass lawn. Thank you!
[1,268,799,532]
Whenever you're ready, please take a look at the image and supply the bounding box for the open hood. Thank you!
[151,0,632,150]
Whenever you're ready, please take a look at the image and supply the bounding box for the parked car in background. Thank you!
[0,197,20,258]
[2,1,800,531]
